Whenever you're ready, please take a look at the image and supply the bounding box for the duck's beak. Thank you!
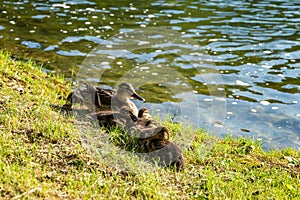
[131,92,145,102]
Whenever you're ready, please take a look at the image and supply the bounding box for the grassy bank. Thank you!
[0,51,299,199]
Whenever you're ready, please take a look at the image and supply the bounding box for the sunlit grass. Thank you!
[0,51,299,199]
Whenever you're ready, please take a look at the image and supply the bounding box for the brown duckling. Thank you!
[89,106,138,128]
[133,126,185,171]
[138,107,151,119]
[125,107,160,130]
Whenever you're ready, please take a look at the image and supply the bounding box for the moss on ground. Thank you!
[0,51,299,199]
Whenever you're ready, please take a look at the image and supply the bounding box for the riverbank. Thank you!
[0,51,299,199]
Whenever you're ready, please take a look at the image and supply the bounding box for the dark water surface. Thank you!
[1,0,299,149]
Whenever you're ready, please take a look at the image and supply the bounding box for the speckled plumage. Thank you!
[64,82,144,116]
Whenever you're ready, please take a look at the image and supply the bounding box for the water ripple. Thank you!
[0,0,299,149]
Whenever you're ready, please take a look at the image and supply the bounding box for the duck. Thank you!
[138,107,151,119]
[111,82,145,117]
[64,82,145,116]
[64,83,114,111]
[90,106,185,170]
[125,107,160,131]
[89,106,138,128]
[131,126,185,171]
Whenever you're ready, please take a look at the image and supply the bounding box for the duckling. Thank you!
[138,126,170,150]
[133,126,185,170]
[64,82,145,115]
[125,107,160,131]
[138,107,151,119]
[89,106,137,128]
[153,142,185,171]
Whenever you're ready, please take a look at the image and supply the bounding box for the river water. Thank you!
[0,0,299,150]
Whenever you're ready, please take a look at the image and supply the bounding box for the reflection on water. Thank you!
[0,0,299,149]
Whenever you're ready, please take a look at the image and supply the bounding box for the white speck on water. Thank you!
[271,107,279,110]
[106,45,112,48]
[296,114,300,117]
[260,100,270,106]
[232,102,238,105]
[103,26,112,30]
[148,14,155,18]
[215,97,226,101]
[52,3,70,9]
[277,74,284,77]
[236,80,250,86]
[250,109,257,113]
[140,66,150,70]
[107,56,115,60]
[138,40,150,45]
[261,65,272,69]
[292,100,298,104]
[227,112,233,115]
[78,28,87,31]
[263,50,272,54]
[101,62,109,65]
[204,98,213,102]
[214,123,224,128]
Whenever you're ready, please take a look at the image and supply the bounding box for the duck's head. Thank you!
[152,126,169,141]
[140,126,169,140]
[138,107,151,119]
[116,82,145,102]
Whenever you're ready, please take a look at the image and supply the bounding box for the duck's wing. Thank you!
[95,88,115,106]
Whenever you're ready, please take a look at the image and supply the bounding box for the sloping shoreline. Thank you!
[0,51,299,199]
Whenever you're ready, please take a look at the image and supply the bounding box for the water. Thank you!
[0,0,299,150]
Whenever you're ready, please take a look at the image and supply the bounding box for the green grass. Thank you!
[0,51,299,199]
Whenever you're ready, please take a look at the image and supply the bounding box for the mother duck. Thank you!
[65,82,145,117]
